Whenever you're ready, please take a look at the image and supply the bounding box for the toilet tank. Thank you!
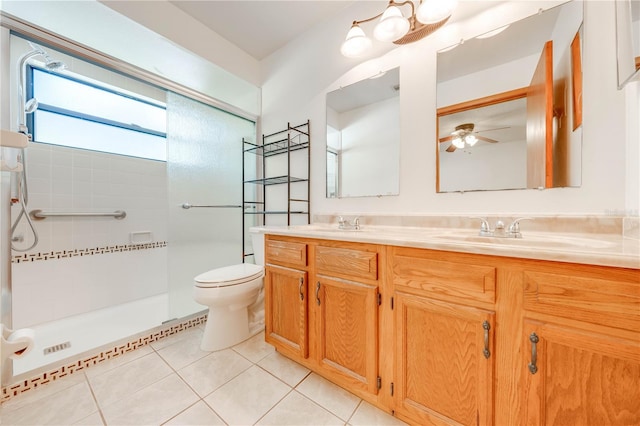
[249,228,265,266]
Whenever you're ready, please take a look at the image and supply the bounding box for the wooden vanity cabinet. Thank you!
[390,247,497,426]
[519,265,640,425]
[264,238,309,359]
[264,235,384,402]
[314,242,381,395]
[263,234,640,426]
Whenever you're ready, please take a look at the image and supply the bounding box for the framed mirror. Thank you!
[326,67,400,198]
[436,1,583,193]
[616,0,640,88]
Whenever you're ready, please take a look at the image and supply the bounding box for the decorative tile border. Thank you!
[11,241,167,263]
[1,313,206,403]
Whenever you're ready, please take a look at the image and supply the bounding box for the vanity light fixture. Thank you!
[341,0,458,58]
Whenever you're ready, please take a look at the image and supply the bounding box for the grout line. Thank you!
[251,388,295,426]
[200,394,232,425]
[159,400,201,426]
[347,399,365,425]
[83,371,108,426]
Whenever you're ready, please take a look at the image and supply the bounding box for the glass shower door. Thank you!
[166,92,256,320]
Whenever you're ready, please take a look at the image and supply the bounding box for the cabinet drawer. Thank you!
[523,270,640,332]
[266,239,307,267]
[391,249,496,304]
[316,245,378,281]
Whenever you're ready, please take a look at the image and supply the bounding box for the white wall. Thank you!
[261,1,638,217]
[440,141,527,192]
[339,96,400,197]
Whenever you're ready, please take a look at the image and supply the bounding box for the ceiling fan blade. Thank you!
[439,135,454,142]
[477,135,498,143]
[475,126,510,133]
[446,144,457,152]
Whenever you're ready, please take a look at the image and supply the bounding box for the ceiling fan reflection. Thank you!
[439,123,508,152]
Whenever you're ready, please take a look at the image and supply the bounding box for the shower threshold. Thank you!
[12,294,169,376]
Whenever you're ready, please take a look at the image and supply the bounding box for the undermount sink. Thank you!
[431,232,616,249]
[289,225,365,232]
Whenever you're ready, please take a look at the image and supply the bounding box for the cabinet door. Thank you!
[395,292,495,426]
[264,265,308,358]
[522,320,640,425]
[316,276,379,394]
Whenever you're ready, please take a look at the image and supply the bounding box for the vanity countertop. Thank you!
[255,224,640,269]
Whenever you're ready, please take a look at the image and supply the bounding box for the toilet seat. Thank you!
[195,264,264,288]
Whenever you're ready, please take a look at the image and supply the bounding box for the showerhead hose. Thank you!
[11,42,66,252]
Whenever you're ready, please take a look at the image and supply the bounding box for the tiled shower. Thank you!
[10,144,169,374]
[3,34,257,384]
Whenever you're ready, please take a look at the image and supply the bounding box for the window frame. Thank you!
[26,64,167,159]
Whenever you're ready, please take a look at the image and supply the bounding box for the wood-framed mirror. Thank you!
[436,1,583,193]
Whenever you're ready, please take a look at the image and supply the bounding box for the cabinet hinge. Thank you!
[377,376,382,390]
[390,297,394,310]
[390,382,394,396]
[377,293,382,306]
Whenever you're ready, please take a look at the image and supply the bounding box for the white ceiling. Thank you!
[165,1,509,61]
[168,1,357,60]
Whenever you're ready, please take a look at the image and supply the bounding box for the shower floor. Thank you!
[12,294,171,376]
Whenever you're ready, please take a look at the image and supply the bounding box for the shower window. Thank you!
[28,66,167,161]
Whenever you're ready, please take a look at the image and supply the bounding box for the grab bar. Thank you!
[181,203,241,209]
[30,209,126,220]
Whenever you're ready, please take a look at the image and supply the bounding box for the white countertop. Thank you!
[254,224,640,269]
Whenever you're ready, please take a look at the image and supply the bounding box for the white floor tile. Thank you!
[88,352,173,408]
[1,381,98,425]
[73,411,105,425]
[296,373,361,421]
[163,401,225,425]
[258,351,311,387]
[3,325,405,426]
[349,401,408,426]
[232,331,275,363]
[151,326,204,351]
[177,348,252,397]
[156,330,210,370]
[84,345,154,379]
[101,374,199,425]
[256,390,344,426]
[204,365,291,425]
[0,371,86,412]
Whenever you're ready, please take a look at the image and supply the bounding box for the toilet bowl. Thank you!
[193,230,265,351]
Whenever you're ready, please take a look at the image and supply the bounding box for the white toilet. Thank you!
[193,230,265,351]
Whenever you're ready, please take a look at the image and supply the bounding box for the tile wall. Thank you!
[10,143,169,327]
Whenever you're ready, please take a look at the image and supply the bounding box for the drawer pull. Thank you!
[315,281,321,306]
[528,333,539,374]
[299,277,304,301]
[482,321,491,359]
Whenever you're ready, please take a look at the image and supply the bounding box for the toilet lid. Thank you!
[194,264,264,288]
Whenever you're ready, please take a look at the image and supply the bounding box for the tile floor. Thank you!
[0,326,408,425]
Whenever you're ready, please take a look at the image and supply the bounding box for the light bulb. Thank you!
[465,135,478,146]
[340,24,373,58]
[373,6,410,42]
[416,0,458,24]
[452,136,464,149]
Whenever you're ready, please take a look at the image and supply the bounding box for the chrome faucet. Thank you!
[337,216,360,230]
[506,217,533,238]
[472,217,533,238]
